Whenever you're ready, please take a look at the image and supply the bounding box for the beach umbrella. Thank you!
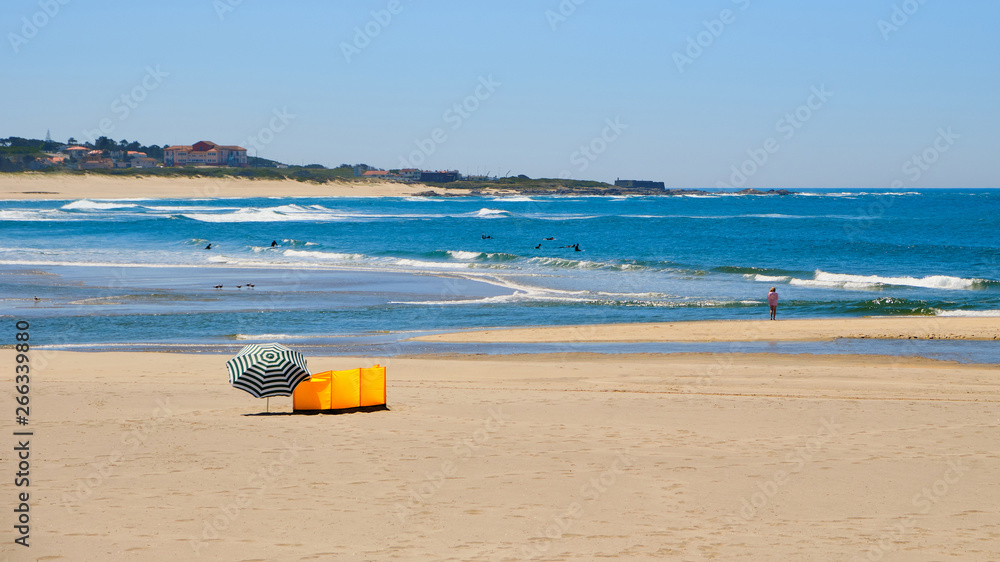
[227,343,311,409]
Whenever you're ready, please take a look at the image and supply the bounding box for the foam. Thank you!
[934,310,1000,317]
[746,274,792,283]
[393,258,473,270]
[284,250,365,261]
[792,270,985,291]
[447,250,483,260]
[61,199,138,210]
[472,208,511,218]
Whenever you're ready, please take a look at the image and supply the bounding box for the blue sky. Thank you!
[3,0,997,188]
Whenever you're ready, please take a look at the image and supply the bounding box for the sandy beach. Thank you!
[4,318,999,560]
[0,173,455,200]
[413,317,1000,344]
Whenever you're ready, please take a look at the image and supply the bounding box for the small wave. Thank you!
[447,250,482,260]
[745,274,792,283]
[284,250,365,261]
[0,209,64,221]
[472,208,512,218]
[62,199,139,211]
[808,270,987,291]
[934,309,1000,317]
[232,333,313,340]
[393,258,474,270]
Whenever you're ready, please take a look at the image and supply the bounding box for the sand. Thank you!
[3,342,999,560]
[0,173,456,200]
[413,317,1000,344]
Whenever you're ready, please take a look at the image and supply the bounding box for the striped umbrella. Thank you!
[227,344,311,403]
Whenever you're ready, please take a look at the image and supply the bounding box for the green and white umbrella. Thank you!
[227,343,311,400]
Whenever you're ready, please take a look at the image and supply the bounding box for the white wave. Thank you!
[745,274,792,283]
[0,209,65,221]
[284,250,365,261]
[62,199,138,210]
[521,213,601,221]
[934,310,1000,317]
[472,208,511,218]
[393,258,473,270]
[793,270,984,291]
[142,205,240,212]
[447,250,482,260]
[797,191,921,197]
[234,333,313,340]
[492,196,535,202]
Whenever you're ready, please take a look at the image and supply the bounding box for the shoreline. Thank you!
[411,317,1000,343]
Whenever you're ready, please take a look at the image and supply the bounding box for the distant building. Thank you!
[131,157,159,169]
[163,141,247,167]
[420,170,460,183]
[362,170,389,178]
[63,146,89,161]
[79,158,113,170]
[614,180,665,190]
[396,168,421,181]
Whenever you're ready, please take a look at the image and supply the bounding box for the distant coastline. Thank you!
[0,170,797,200]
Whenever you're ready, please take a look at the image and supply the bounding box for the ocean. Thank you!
[3,189,999,360]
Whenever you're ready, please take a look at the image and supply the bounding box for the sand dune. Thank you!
[4,349,998,560]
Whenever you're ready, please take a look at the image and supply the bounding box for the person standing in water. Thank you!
[767,287,779,320]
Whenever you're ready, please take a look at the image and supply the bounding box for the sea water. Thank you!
[2,189,998,359]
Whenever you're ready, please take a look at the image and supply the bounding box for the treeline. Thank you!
[80,136,167,160]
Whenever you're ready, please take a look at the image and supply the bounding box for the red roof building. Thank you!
[163,141,247,167]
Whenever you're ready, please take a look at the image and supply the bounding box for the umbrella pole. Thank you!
[266,397,269,413]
